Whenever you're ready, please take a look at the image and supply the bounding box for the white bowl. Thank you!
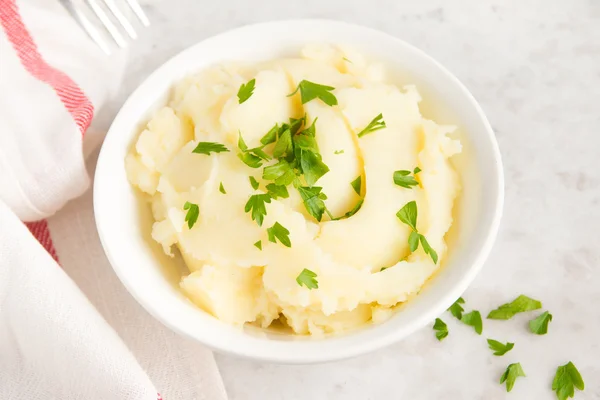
[94,19,503,364]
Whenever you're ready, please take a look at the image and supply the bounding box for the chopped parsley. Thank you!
[192,142,230,155]
[249,176,260,190]
[244,194,271,226]
[288,80,338,106]
[461,310,483,335]
[267,222,291,247]
[487,339,514,356]
[237,131,271,169]
[253,240,262,250]
[334,149,345,154]
[351,176,361,195]
[263,160,297,186]
[433,318,448,341]
[553,362,584,400]
[296,268,318,289]
[183,201,199,229]
[357,113,386,138]
[266,183,289,199]
[487,295,542,320]
[529,311,553,335]
[396,201,438,264]
[500,363,526,392]
[297,186,327,222]
[448,297,465,320]
[393,169,419,189]
[219,182,226,194]
[237,78,255,104]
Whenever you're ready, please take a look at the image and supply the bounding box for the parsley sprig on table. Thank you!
[500,363,526,392]
[553,362,584,400]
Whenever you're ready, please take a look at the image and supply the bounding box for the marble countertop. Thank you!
[106,0,600,398]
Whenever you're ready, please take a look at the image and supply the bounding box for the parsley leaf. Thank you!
[192,142,230,155]
[334,149,344,155]
[396,201,438,264]
[260,123,280,145]
[296,268,318,289]
[272,127,293,159]
[529,311,553,335]
[419,234,438,264]
[299,150,329,186]
[487,295,542,320]
[237,132,270,168]
[263,160,297,186]
[183,201,199,229]
[298,186,327,222]
[288,80,338,106]
[254,240,262,250]
[461,310,483,334]
[249,176,259,190]
[351,176,361,195]
[553,362,584,400]
[487,339,514,356]
[244,194,271,226]
[396,201,418,231]
[332,199,364,220]
[357,114,386,138]
[448,297,465,320]
[414,166,422,174]
[433,318,448,341]
[408,230,420,252]
[393,170,419,189]
[267,222,291,247]
[237,78,255,104]
[266,183,289,199]
[219,182,226,194]
[500,363,526,392]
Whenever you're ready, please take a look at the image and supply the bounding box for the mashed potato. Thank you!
[125,44,462,335]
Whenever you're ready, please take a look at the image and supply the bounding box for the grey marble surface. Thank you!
[105,0,600,398]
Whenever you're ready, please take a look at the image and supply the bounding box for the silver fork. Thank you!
[59,0,150,54]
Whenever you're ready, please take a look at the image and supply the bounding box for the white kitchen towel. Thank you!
[0,0,227,399]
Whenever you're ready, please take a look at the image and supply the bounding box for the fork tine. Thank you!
[101,0,137,39]
[124,0,150,27]
[85,0,127,48]
[59,0,112,54]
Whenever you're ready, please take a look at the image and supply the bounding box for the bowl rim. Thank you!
[94,18,504,363]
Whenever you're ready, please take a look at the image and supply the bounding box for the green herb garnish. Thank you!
[357,113,386,138]
[393,169,419,189]
[244,194,272,226]
[297,186,327,222]
[237,78,255,104]
[288,80,338,106]
[487,339,514,356]
[266,183,289,199]
[461,310,483,335]
[334,149,344,155]
[249,176,259,190]
[351,176,361,195]
[192,142,230,155]
[396,201,438,264]
[529,311,552,335]
[254,240,262,250]
[267,222,291,247]
[500,363,526,392]
[552,362,584,400]
[296,268,318,289]
[219,182,226,194]
[448,297,465,320]
[487,295,542,320]
[183,201,199,229]
[433,318,448,341]
[263,160,297,186]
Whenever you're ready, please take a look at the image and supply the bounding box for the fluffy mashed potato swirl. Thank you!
[125,44,462,335]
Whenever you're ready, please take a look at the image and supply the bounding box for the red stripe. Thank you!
[0,0,94,135]
[25,220,59,263]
